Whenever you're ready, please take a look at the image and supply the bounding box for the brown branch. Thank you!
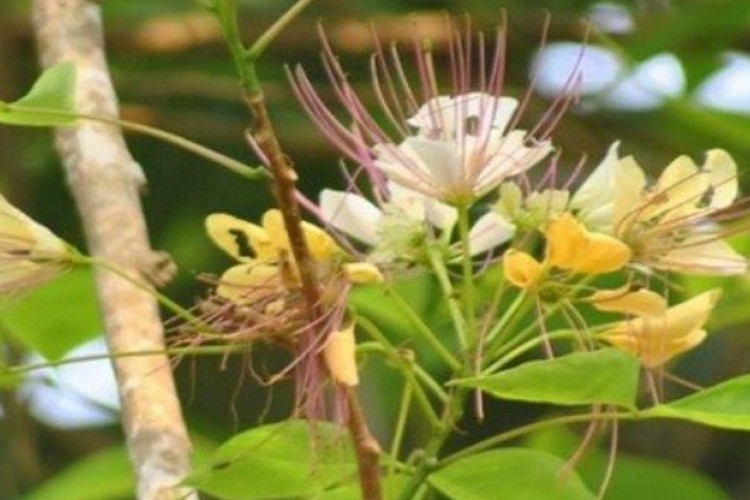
[346,386,383,500]
[31,1,193,498]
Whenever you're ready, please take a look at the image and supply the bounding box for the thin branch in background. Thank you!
[31,1,194,498]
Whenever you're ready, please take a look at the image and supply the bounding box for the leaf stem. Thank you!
[5,105,265,180]
[439,411,632,467]
[3,344,249,375]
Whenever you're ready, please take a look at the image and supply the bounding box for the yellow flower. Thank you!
[503,249,543,289]
[572,145,747,275]
[323,323,359,386]
[503,213,631,289]
[206,209,380,303]
[0,194,73,294]
[591,288,721,368]
[545,213,631,274]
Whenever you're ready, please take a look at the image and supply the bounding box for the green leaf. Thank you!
[641,374,750,430]
[0,63,76,126]
[318,474,410,499]
[527,426,728,500]
[452,349,639,409]
[25,446,132,500]
[1,268,102,360]
[428,448,595,500]
[186,420,357,499]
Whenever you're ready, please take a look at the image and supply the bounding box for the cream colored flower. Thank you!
[0,194,73,294]
[591,288,721,368]
[571,144,747,275]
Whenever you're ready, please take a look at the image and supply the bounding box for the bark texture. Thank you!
[31,1,193,498]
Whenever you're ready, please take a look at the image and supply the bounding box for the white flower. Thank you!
[374,93,553,204]
[320,184,514,260]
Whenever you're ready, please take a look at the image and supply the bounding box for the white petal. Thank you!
[387,182,427,221]
[407,96,455,131]
[468,212,516,255]
[387,181,457,230]
[425,200,458,230]
[402,137,463,187]
[319,189,382,245]
[663,239,748,275]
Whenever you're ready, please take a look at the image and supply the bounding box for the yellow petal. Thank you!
[206,213,275,262]
[658,289,721,337]
[546,213,630,274]
[589,287,667,316]
[503,249,543,288]
[613,156,647,232]
[301,221,343,261]
[216,263,280,302]
[545,213,588,269]
[574,232,631,274]
[704,149,738,209]
[260,209,290,252]
[323,324,359,386]
[606,328,707,369]
[652,156,708,220]
[344,262,384,284]
[602,289,720,368]
[262,209,342,262]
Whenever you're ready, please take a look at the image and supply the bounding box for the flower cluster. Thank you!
[205,20,748,397]
[283,21,749,376]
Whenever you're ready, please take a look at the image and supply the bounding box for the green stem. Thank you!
[73,254,214,334]
[5,105,265,180]
[439,411,632,466]
[426,246,468,353]
[385,287,462,371]
[482,329,579,375]
[247,0,316,59]
[397,386,469,500]
[457,204,477,347]
[387,381,413,495]
[4,344,249,375]
[483,291,531,351]
[355,319,442,426]
[218,0,315,94]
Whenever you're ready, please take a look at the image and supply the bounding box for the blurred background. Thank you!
[1,0,750,498]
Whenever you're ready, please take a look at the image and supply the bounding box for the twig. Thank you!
[215,1,383,497]
[31,1,193,498]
